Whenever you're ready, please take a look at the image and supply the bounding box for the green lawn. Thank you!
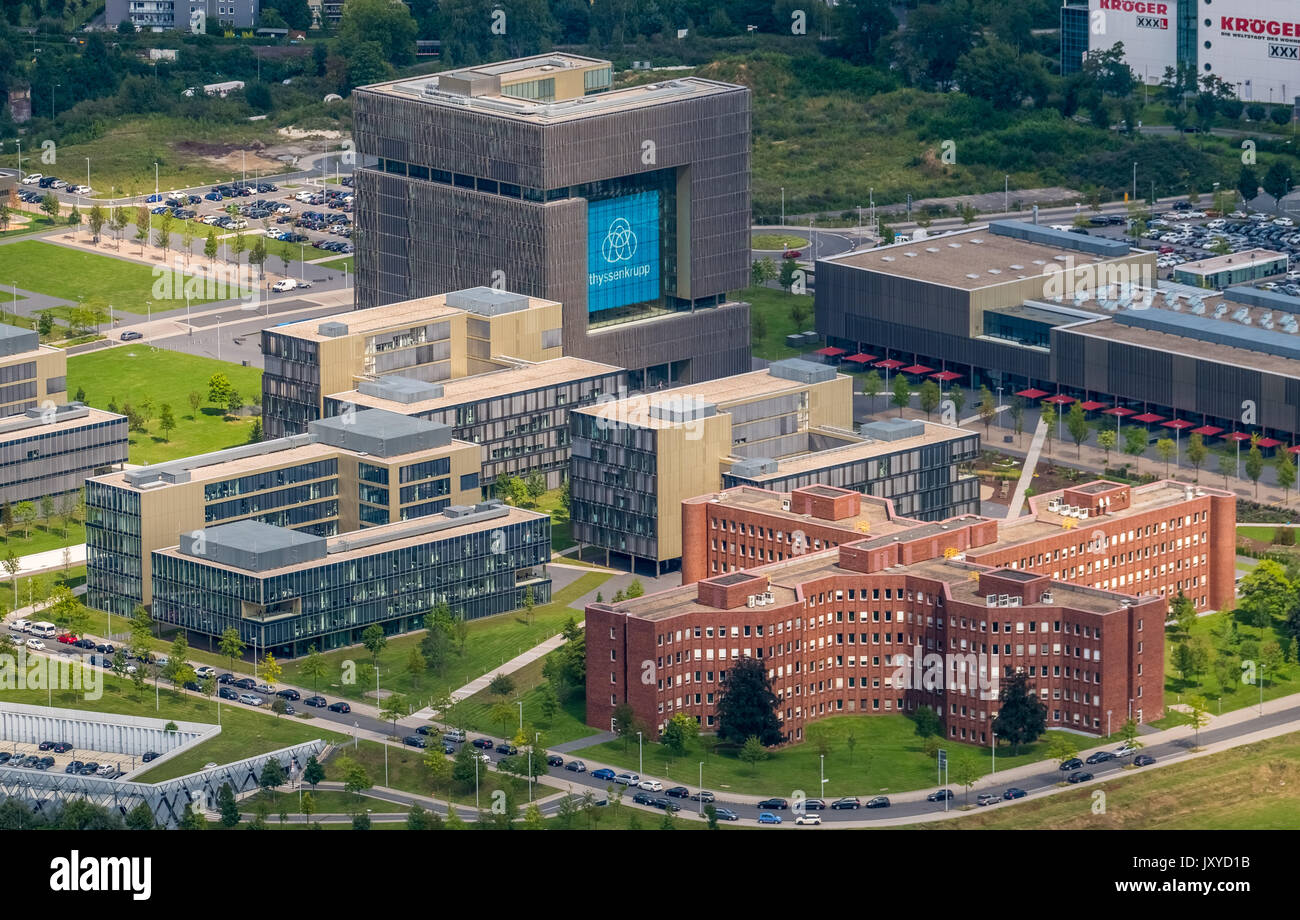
[910,733,1300,830]
[574,714,1083,798]
[1157,609,1300,725]
[325,738,531,808]
[0,521,85,561]
[245,788,381,815]
[0,565,85,616]
[1237,524,1291,542]
[751,233,808,250]
[316,256,354,273]
[278,572,607,705]
[529,486,574,551]
[453,656,594,746]
[67,347,263,464]
[742,285,816,360]
[0,240,238,313]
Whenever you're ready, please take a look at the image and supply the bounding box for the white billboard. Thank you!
[1087,0,1179,84]
[1200,4,1299,102]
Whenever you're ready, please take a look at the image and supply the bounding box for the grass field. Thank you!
[453,656,593,746]
[743,284,816,360]
[0,565,85,615]
[67,347,263,464]
[911,732,1300,829]
[751,233,808,250]
[574,714,1080,798]
[0,240,238,313]
[316,256,354,273]
[325,738,531,807]
[1156,608,1300,726]
[278,572,606,705]
[0,521,85,562]
[1237,524,1291,542]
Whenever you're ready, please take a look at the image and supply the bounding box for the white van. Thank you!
[11,618,32,633]
[444,729,466,743]
[30,622,57,638]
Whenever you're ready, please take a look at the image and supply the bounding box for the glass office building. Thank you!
[0,405,127,506]
[150,504,551,657]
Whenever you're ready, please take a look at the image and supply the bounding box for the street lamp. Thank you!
[517,700,523,733]
[637,731,643,777]
[1004,175,1009,213]
[698,762,704,817]
[1107,709,1112,737]
[991,731,997,774]
[780,187,784,227]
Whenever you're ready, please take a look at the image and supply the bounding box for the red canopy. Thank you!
[1131,413,1165,424]
[1287,445,1300,454]
[1226,432,1253,442]
[1256,437,1282,449]
[1191,425,1223,436]
[1016,388,1048,399]
[814,346,846,357]
[1077,400,1106,411]
[875,359,905,370]
[1162,419,1195,430]
[843,353,877,364]
[901,364,933,375]
[1043,394,1075,406]
[1103,407,1136,417]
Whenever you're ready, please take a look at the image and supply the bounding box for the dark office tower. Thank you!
[351,54,753,388]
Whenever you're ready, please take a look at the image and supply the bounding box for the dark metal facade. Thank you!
[351,82,753,382]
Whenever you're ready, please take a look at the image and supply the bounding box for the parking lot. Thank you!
[0,740,138,779]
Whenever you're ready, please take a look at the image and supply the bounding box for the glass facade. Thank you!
[151,516,552,657]
[86,481,142,616]
[569,412,660,560]
[261,332,321,439]
[1060,3,1090,75]
[0,416,128,506]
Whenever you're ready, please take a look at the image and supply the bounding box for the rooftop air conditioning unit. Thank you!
[1047,498,1061,512]
[986,594,998,607]
[1078,508,1090,520]
[998,595,1010,607]
[1041,591,1054,604]
[1010,596,1022,606]
[747,595,757,608]
[763,592,774,604]
[781,499,790,511]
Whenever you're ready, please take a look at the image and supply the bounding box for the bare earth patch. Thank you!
[174,140,283,177]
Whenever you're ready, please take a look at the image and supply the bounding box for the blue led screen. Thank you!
[587,191,660,313]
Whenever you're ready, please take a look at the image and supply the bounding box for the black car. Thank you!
[865,797,891,809]
[303,696,327,707]
[0,753,10,765]
[218,687,238,700]
[831,797,861,810]
[665,786,690,798]
[495,742,518,756]
[802,798,826,811]
[276,688,301,701]
[1067,771,1094,784]
[75,638,96,649]
[232,677,257,690]
[52,742,72,754]
[443,744,456,755]
[403,735,428,749]
[183,681,201,691]
[217,673,236,684]
[64,760,83,773]
[327,701,351,713]
[36,757,54,770]
[1133,754,1157,766]
[758,797,788,810]
[416,725,435,736]
[690,790,715,803]
[1085,750,1115,765]
[77,762,98,775]
[565,760,586,773]
[655,798,680,813]
[712,808,739,821]
[96,644,114,654]
[927,789,954,802]
[546,755,564,767]
[472,738,494,749]
[141,751,160,763]
[1059,758,1084,771]
[632,791,655,805]
[1003,787,1027,800]
[38,741,55,751]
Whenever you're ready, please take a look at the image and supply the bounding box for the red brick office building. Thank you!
[587,479,1234,742]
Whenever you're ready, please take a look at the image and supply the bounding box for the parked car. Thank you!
[665,786,690,798]
[802,798,826,811]
[757,812,783,825]
[26,638,45,650]
[38,741,55,751]
[927,789,954,802]
[1085,750,1115,765]
[591,768,617,781]
[442,744,456,755]
[141,751,160,762]
[403,735,427,749]
[1113,743,1140,758]
[1003,787,1027,800]
[1067,771,1094,784]
[655,798,680,813]
[690,790,715,803]
[758,797,788,810]
[232,677,256,690]
[546,755,564,767]
[632,791,654,805]
[472,737,494,749]
[795,813,822,825]
[1059,758,1084,771]
[64,760,84,773]
[976,793,999,807]
[218,684,238,699]
[565,760,587,773]
[1133,754,1157,766]
[52,742,72,753]
[831,796,861,810]
[21,173,42,184]
[271,279,298,292]
[865,796,891,809]
[613,772,640,786]
[195,666,216,680]
[238,693,264,706]
[183,681,201,691]
[303,695,327,707]
[274,688,300,701]
[710,808,739,821]
[783,249,802,259]
[217,673,236,684]
[327,701,351,713]
[638,779,664,792]
[495,742,518,756]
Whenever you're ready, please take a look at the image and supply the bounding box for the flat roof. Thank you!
[155,505,547,575]
[1176,249,1287,275]
[97,440,340,490]
[440,53,608,83]
[364,74,744,124]
[269,292,560,343]
[822,226,1142,290]
[733,423,973,479]
[332,357,623,414]
[1064,316,1300,378]
[689,485,912,539]
[0,406,122,441]
[573,367,845,430]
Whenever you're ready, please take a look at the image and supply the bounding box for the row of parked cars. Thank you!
[21,174,91,195]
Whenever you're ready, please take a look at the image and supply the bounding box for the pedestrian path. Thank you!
[6,543,85,576]
[1006,415,1049,519]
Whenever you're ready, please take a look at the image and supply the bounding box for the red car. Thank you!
[1158,245,1174,254]
[57,634,78,644]
[783,249,802,259]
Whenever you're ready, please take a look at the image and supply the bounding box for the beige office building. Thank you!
[0,322,67,418]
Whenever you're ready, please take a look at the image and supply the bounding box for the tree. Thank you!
[750,256,778,287]
[1186,432,1207,482]
[361,623,387,665]
[218,627,246,671]
[13,501,35,539]
[521,585,536,626]
[1066,402,1089,457]
[1155,438,1176,477]
[453,613,470,654]
[259,758,286,799]
[1119,718,1143,749]
[970,385,994,436]
[338,756,372,802]
[990,673,1047,754]
[1218,448,1235,489]
[451,743,481,791]
[1008,395,1025,443]
[1244,437,1265,497]
[218,783,240,828]
[249,236,268,279]
[537,683,560,723]
[1237,559,1294,638]
[207,373,234,409]
[380,692,408,739]
[303,755,324,788]
[87,204,106,244]
[625,579,645,599]
[918,379,941,420]
[738,735,768,773]
[952,752,981,807]
[1262,162,1293,210]
[489,701,516,738]
[890,372,910,417]
[610,702,640,750]
[660,712,698,757]
[231,230,247,266]
[180,222,195,266]
[40,193,60,223]
[187,391,202,419]
[133,205,150,254]
[715,656,783,746]
[1123,425,1148,474]
[204,229,218,265]
[109,207,129,250]
[778,257,799,291]
[1095,428,1117,468]
[1173,641,1195,680]
[1185,694,1210,749]
[1237,166,1260,208]
[488,673,515,697]
[862,370,883,408]
[912,704,941,738]
[953,39,1049,110]
[1047,734,1079,767]
[339,0,417,65]
[1169,592,1196,635]
[404,645,426,689]
[157,210,173,257]
[158,404,176,442]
